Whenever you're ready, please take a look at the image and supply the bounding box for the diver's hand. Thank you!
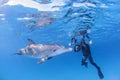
[89,40,92,45]
[68,43,74,46]
[68,43,72,46]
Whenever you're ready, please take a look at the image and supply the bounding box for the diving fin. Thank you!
[98,70,104,79]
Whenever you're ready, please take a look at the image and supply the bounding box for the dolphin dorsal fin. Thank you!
[27,38,36,45]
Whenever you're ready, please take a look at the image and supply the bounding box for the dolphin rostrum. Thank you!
[16,39,72,64]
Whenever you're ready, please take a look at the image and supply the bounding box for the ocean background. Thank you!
[0,0,120,80]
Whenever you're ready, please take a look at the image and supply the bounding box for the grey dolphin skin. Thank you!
[16,39,72,64]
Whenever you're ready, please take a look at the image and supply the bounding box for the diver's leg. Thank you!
[81,43,90,68]
[81,56,88,68]
[82,43,104,79]
[89,55,104,79]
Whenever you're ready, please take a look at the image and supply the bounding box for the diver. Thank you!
[69,29,104,79]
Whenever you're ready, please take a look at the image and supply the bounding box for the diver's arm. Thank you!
[68,37,77,46]
[72,37,77,44]
[86,34,92,44]
[86,34,90,40]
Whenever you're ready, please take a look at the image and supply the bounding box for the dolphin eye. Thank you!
[53,49,57,52]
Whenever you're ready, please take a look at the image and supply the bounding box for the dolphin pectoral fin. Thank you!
[37,55,52,64]
[37,57,48,64]
[27,38,36,45]
[37,60,44,64]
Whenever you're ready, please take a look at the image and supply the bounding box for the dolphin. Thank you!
[16,39,72,64]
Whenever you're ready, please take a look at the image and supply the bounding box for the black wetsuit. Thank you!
[72,36,104,79]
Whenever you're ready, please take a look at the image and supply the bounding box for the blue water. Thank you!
[0,0,120,80]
